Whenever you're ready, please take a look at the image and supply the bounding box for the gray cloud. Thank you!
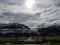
[0,0,26,5]
[0,0,60,28]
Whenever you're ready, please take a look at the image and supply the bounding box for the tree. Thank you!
[37,24,48,41]
[13,23,20,42]
[0,30,2,37]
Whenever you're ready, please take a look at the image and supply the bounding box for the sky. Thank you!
[0,0,60,28]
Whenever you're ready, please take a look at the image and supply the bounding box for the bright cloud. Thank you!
[0,0,60,28]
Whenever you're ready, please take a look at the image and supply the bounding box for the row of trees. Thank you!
[37,24,60,40]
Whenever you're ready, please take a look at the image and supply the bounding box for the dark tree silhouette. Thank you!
[37,24,60,41]
[37,24,48,41]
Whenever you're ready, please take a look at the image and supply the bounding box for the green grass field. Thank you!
[32,36,60,45]
[0,36,60,45]
[0,36,29,42]
[32,36,60,41]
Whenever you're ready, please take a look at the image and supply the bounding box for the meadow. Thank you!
[0,36,60,45]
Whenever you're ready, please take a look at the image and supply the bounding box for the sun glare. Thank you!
[25,0,35,9]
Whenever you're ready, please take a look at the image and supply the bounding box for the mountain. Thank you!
[48,24,60,35]
[0,23,31,34]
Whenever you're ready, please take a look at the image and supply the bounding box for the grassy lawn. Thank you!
[32,36,60,45]
[46,36,60,40]
[32,36,60,41]
[0,36,60,42]
[0,43,6,45]
[0,36,60,45]
[0,36,29,42]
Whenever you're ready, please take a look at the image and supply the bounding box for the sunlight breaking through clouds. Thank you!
[25,0,35,9]
[0,0,60,28]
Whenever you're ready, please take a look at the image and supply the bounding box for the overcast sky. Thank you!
[0,0,60,28]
